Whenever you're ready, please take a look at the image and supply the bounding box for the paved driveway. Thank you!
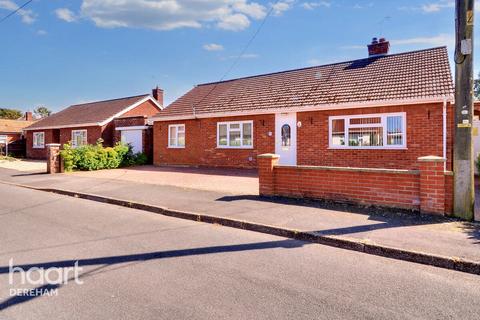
[71,165,259,195]
[0,159,45,172]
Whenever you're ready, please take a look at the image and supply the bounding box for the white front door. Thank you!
[121,130,143,154]
[275,113,297,165]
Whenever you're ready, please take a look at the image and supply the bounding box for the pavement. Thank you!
[0,165,479,273]
[1,183,480,319]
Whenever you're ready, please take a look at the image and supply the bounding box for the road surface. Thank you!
[0,183,479,319]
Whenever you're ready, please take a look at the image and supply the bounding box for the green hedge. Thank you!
[60,141,148,172]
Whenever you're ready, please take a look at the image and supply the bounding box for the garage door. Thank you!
[121,130,143,154]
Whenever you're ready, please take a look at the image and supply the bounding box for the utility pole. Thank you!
[454,0,475,220]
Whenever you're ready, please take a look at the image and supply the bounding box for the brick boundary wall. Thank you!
[258,154,453,215]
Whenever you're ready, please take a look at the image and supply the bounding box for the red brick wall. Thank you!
[153,103,452,170]
[297,103,453,170]
[153,114,275,168]
[26,129,56,159]
[122,99,160,118]
[258,155,453,215]
[59,126,103,146]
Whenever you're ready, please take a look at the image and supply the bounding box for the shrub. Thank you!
[59,142,147,172]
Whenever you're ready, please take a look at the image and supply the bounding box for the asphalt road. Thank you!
[0,184,479,320]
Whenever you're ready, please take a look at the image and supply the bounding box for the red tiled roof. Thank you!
[0,119,37,133]
[26,94,149,130]
[155,47,453,119]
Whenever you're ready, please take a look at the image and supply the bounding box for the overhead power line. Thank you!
[0,0,33,25]
[193,0,282,111]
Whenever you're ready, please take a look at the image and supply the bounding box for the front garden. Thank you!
[60,140,148,172]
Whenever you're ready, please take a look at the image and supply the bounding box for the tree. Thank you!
[475,72,480,100]
[34,106,52,118]
[0,108,23,119]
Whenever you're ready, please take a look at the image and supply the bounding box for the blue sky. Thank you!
[0,0,479,112]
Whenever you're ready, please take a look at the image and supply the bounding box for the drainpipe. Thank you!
[443,98,447,172]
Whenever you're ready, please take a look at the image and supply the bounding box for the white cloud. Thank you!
[78,0,268,31]
[391,33,455,47]
[421,0,454,13]
[36,29,47,36]
[203,43,224,51]
[0,0,36,24]
[302,1,330,10]
[272,0,295,16]
[55,8,77,22]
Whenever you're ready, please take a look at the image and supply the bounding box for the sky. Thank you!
[0,0,479,112]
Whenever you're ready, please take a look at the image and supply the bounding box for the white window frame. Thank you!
[168,124,185,148]
[217,120,254,149]
[71,129,88,148]
[32,132,45,149]
[328,112,407,149]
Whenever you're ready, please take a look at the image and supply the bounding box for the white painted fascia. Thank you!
[149,96,454,122]
[115,126,149,131]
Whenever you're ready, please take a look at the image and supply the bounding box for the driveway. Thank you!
[0,159,45,172]
[70,165,259,195]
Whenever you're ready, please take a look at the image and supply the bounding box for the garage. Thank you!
[117,126,146,154]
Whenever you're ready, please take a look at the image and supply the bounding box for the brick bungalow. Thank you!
[150,39,457,215]
[25,89,164,159]
[0,112,36,157]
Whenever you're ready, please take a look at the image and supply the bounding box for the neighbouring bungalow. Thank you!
[0,112,37,157]
[24,88,164,159]
[150,38,457,215]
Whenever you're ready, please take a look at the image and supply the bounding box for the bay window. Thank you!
[329,113,406,149]
[217,121,253,148]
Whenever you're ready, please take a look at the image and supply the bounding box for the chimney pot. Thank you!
[152,86,164,107]
[368,37,390,57]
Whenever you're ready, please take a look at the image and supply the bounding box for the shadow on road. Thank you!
[0,239,306,310]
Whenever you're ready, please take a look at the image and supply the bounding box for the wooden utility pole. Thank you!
[454,0,475,220]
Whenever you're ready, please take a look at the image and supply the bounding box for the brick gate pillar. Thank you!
[46,143,62,174]
[258,154,279,196]
[418,156,446,215]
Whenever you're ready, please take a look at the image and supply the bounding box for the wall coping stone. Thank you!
[275,165,420,175]
[418,156,446,162]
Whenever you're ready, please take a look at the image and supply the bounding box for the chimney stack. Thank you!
[25,111,33,121]
[152,86,164,107]
[368,37,390,57]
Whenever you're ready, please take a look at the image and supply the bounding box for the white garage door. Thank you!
[121,130,143,154]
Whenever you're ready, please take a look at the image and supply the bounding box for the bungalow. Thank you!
[150,38,457,214]
[24,88,164,159]
[150,38,454,171]
[0,112,36,157]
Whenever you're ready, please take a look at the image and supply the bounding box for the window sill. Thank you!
[217,146,254,149]
[168,146,185,149]
[32,146,45,149]
[328,147,408,150]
